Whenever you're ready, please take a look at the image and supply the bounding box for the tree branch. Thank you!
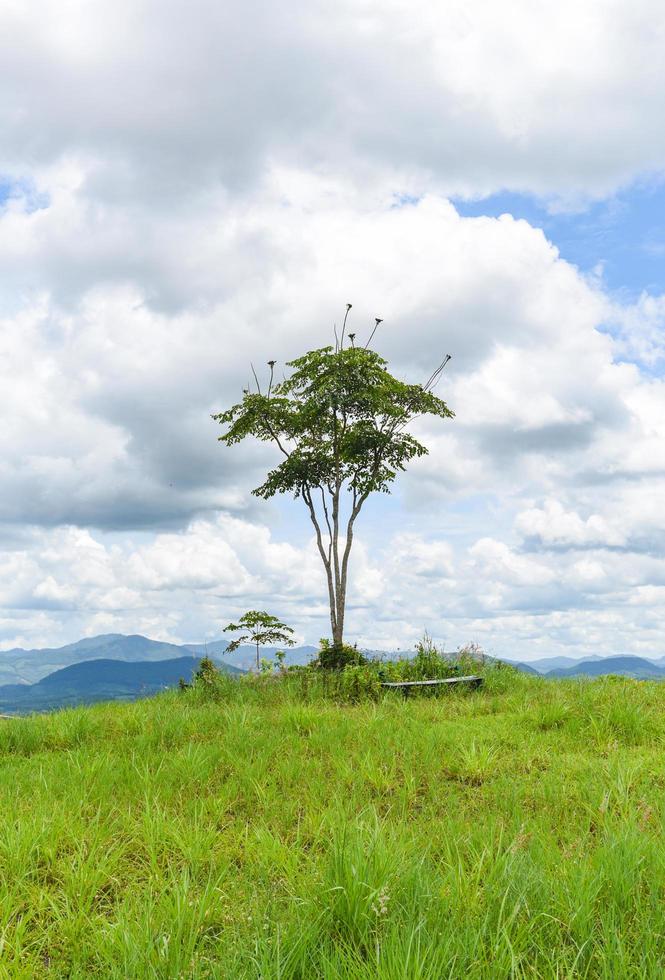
[319,486,333,563]
[265,421,292,458]
[250,362,262,394]
[340,303,352,350]
[257,405,292,459]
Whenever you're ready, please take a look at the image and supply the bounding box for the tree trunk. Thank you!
[303,486,339,648]
[302,483,365,660]
[332,618,344,649]
[331,485,342,649]
[333,578,346,651]
[256,640,260,672]
[334,495,363,654]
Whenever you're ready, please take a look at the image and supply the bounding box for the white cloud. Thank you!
[1,182,627,530]
[2,0,665,658]
[610,292,665,366]
[2,176,665,656]
[515,500,627,550]
[2,1,665,202]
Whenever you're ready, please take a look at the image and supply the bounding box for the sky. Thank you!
[1,0,665,660]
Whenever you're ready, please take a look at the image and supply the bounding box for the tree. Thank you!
[223,610,295,672]
[214,308,454,654]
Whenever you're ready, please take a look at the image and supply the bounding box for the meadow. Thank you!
[2,668,665,977]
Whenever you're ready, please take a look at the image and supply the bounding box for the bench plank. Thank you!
[381,675,483,690]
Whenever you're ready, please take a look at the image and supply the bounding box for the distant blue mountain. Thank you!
[509,661,540,675]
[505,653,665,677]
[0,634,198,685]
[505,654,608,673]
[544,656,665,680]
[0,656,242,714]
[0,633,320,686]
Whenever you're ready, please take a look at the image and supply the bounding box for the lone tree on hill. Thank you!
[223,610,295,672]
[215,307,454,656]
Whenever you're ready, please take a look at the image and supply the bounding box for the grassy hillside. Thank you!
[2,670,665,977]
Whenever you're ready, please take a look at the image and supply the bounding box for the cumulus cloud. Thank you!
[2,174,665,653]
[0,184,615,528]
[515,500,627,550]
[0,517,323,648]
[2,0,665,203]
[5,512,663,661]
[2,0,665,656]
[607,293,665,374]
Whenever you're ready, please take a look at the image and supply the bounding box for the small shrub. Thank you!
[410,634,458,680]
[378,634,460,684]
[315,638,368,672]
[187,657,238,703]
[193,656,219,685]
[338,664,383,703]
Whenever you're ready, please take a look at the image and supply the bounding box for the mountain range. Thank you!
[0,634,196,686]
[506,654,610,672]
[0,656,242,714]
[0,633,318,685]
[507,655,665,679]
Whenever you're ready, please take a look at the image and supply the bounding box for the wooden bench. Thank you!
[380,675,483,697]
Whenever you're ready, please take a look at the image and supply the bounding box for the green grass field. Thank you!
[2,670,665,977]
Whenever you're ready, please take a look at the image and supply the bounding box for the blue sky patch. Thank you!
[453,182,665,301]
[0,176,50,214]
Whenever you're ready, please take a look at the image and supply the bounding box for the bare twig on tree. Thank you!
[364,317,383,349]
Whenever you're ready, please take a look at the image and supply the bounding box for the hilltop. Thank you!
[4,633,665,689]
[2,633,665,717]
[1,668,665,976]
